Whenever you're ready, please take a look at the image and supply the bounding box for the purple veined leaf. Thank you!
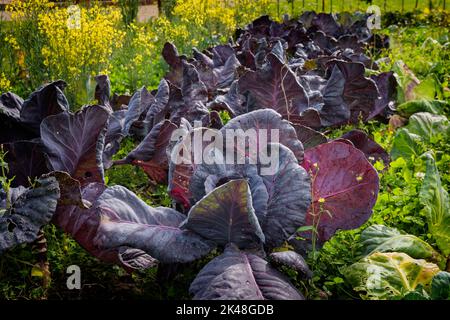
[193,48,214,68]
[189,149,269,225]
[123,86,154,136]
[340,130,390,167]
[215,54,241,89]
[292,108,323,129]
[190,244,304,300]
[208,81,246,117]
[299,11,317,28]
[220,109,304,163]
[319,64,350,126]
[94,74,111,110]
[336,35,364,53]
[269,251,313,278]
[144,79,170,129]
[168,127,218,209]
[163,42,186,87]
[298,74,327,108]
[369,71,397,120]
[0,185,27,210]
[301,141,379,243]
[3,140,49,188]
[208,110,223,130]
[311,13,343,38]
[93,185,214,264]
[324,60,379,124]
[311,31,338,54]
[185,179,264,249]
[40,105,110,186]
[211,44,235,67]
[103,109,126,169]
[164,64,210,126]
[260,143,311,248]
[293,124,328,150]
[284,26,310,53]
[20,80,69,134]
[0,91,23,120]
[50,171,91,208]
[188,141,310,249]
[181,61,208,106]
[0,175,59,254]
[236,47,256,70]
[52,182,157,271]
[340,49,374,69]
[238,47,309,122]
[116,120,177,183]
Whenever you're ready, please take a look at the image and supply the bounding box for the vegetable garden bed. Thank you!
[0,6,449,301]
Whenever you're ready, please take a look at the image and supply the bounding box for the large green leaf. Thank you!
[359,225,445,268]
[407,112,449,144]
[431,272,450,300]
[420,153,450,256]
[345,252,440,300]
[391,112,449,160]
[390,128,423,160]
[397,100,448,117]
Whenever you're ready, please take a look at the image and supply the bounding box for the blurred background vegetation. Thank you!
[0,0,449,107]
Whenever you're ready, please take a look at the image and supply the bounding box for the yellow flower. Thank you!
[0,73,12,93]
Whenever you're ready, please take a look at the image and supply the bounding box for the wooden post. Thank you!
[402,0,405,12]
[322,0,325,11]
[415,0,419,9]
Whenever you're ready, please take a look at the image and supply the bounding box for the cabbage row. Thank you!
[2,12,443,300]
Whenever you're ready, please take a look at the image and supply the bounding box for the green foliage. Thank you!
[118,0,139,25]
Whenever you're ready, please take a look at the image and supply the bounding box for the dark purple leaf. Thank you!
[211,44,235,67]
[93,185,214,263]
[238,51,309,121]
[186,179,264,249]
[260,144,311,248]
[269,251,313,278]
[53,183,157,270]
[302,141,379,243]
[208,81,246,116]
[20,80,69,134]
[40,105,110,186]
[163,42,186,87]
[369,71,397,120]
[144,79,170,129]
[3,140,48,187]
[123,86,154,136]
[221,109,304,163]
[181,61,208,106]
[293,124,328,150]
[120,120,177,183]
[311,13,342,38]
[324,60,379,124]
[94,74,111,109]
[103,110,126,169]
[340,130,390,166]
[0,92,23,119]
[190,244,304,300]
[0,175,59,254]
